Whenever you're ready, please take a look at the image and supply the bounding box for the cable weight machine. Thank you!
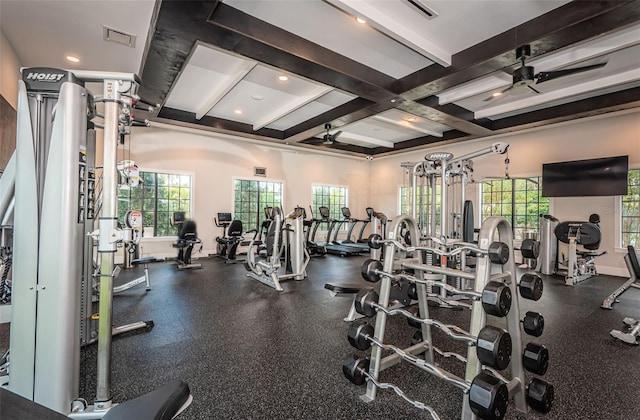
[6,67,190,418]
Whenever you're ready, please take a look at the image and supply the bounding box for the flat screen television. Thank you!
[542,155,628,197]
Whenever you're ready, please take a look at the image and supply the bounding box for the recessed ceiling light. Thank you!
[252,94,264,100]
[492,92,503,97]
[66,55,80,63]
[234,109,243,114]
[278,75,288,81]
[356,17,366,24]
[407,117,416,122]
[390,99,397,103]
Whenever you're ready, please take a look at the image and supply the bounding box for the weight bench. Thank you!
[604,246,640,345]
[325,283,373,322]
[325,281,413,322]
[114,256,157,293]
[102,379,192,420]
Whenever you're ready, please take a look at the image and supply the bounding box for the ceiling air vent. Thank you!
[103,25,136,48]
[402,0,438,19]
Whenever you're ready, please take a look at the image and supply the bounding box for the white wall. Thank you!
[369,110,640,276]
[0,28,21,108]
[126,125,371,258]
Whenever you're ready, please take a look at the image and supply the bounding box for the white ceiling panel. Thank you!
[267,90,356,131]
[0,0,154,76]
[225,0,433,78]
[164,44,256,114]
[205,64,336,128]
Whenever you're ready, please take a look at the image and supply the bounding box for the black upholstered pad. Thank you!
[132,257,158,265]
[324,283,369,294]
[102,379,190,420]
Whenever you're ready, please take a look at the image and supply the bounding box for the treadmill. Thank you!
[311,206,362,257]
[331,207,369,252]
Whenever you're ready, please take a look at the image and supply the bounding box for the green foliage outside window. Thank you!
[234,180,283,232]
[312,185,348,223]
[117,171,191,237]
[622,169,639,247]
[399,184,441,235]
[481,177,549,239]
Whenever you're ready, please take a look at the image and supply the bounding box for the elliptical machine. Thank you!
[244,207,310,291]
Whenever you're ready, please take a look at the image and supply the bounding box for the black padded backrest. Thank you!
[179,220,197,239]
[462,200,474,243]
[628,246,640,277]
[228,220,243,237]
[555,221,601,247]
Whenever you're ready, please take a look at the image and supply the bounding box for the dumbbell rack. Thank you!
[350,215,549,419]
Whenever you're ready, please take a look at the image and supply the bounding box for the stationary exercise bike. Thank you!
[214,213,250,263]
[554,214,606,286]
[172,212,203,269]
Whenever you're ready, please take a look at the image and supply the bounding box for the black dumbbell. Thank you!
[521,239,540,259]
[522,311,544,337]
[407,307,421,328]
[519,273,543,301]
[482,281,512,317]
[477,325,512,370]
[526,378,554,413]
[410,330,423,346]
[390,279,412,306]
[523,342,549,375]
[407,282,418,301]
[367,233,383,249]
[342,354,370,386]
[355,289,379,317]
[469,372,510,420]
[361,259,383,283]
[347,322,374,350]
[488,241,509,264]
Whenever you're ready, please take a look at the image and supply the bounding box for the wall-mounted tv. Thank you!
[542,155,628,197]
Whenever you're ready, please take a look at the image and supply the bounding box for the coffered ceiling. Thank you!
[2,1,639,157]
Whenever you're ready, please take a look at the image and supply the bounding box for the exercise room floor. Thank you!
[1,254,639,419]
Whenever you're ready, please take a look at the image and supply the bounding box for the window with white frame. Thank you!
[234,179,283,232]
[117,171,191,237]
[399,184,441,235]
[621,168,639,247]
[312,184,347,222]
[481,177,549,239]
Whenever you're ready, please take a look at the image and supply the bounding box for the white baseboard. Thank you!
[597,265,630,278]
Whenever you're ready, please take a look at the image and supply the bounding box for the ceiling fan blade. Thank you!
[535,62,606,84]
[483,85,513,102]
[332,130,343,140]
[528,85,540,94]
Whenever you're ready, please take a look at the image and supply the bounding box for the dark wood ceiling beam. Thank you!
[395,1,640,100]
[157,107,285,139]
[490,87,640,131]
[138,1,219,108]
[207,3,397,102]
[368,130,469,155]
[396,100,493,136]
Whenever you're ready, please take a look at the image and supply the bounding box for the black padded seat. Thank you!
[102,379,190,420]
[132,256,158,265]
[325,283,370,294]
